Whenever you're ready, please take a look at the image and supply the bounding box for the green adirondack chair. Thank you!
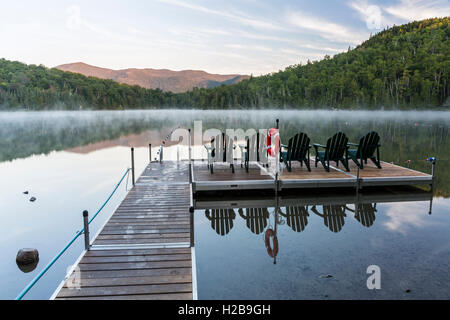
[313,132,350,172]
[347,131,382,169]
[240,133,265,173]
[280,133,312,172]
[205,133,235,174]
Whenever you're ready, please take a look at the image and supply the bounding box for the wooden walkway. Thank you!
[53,161,195,300]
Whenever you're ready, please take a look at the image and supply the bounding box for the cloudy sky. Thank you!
[0,0,449,75]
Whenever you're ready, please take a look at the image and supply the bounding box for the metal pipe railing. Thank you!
[15,168,130,300]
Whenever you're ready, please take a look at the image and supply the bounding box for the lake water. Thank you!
[0,110,449,300]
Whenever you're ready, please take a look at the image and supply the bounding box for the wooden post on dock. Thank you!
[83,210,90,250]
[131,147,135,186]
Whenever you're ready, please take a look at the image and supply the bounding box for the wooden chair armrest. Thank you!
[347,142,359,147]
[313,143,326,149]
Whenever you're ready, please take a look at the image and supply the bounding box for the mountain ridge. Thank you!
[55,62,249,93]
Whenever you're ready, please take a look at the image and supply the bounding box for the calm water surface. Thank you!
[0,110,449,299]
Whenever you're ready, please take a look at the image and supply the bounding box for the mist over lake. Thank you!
[1,109,449,299]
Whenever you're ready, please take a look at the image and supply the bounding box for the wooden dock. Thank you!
[53,161,196,300]
[51,155,433,300]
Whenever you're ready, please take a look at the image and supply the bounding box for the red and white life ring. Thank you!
[266,128,281,157]
[265,229,279,258]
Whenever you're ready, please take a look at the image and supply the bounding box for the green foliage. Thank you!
[178,18,449,109]
[0,17,448,110]
[0,59,174,110]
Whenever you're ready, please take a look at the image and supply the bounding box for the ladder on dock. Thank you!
[52,161,197,300]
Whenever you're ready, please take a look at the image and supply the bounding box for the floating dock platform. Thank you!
[192,159,433,192]
[52,157,433,300]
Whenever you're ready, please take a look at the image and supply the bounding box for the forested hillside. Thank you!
[0,17,448,110]
[178,17,449,109]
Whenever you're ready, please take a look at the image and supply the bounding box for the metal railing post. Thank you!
[149,144,152,163]
[190,206,194,247]
[160,146,163,163]
[356,166,361,194]
[83,210,90,250]
[131,147,135,186]
[189,128,192,184]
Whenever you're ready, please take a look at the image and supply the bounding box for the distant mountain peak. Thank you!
[55,62,249,93]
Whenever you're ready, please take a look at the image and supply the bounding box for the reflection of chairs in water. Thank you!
[346,203,377,227]
[238,208,269,234]
[311,205,347,233]
[205,209,236,236]
[279,206,309,232]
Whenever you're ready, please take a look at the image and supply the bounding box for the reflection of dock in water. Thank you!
[195,185,433,234]
[195,185,433,263]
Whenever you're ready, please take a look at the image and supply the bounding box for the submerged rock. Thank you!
[319,274,333,279]
[23,191,29,195]
[17,259,39,273]
[29,197,36,202]
[16,248,39,272]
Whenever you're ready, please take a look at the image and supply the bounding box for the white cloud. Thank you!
[157,0,284,31]
[349,1,393,29]
[225,44,273,52]
[384,0,450,21]
[350,0,450,29]
[286,10,368,45]
[383,202,436,235]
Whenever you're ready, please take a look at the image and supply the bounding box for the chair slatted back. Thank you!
[224,134,234,163]
[322,205,346,233]
[246,132,266,163]
[325,132,348,161]
[258,132,268,164]
[358,131,380,159]
[206,209,236,236]
[239,208,269,235]
[212,133,234,163]
[287,133,310,161]
[247,134,258,162]
[285,206,309,232]
[355,203,376,227]
[211,133,224,163]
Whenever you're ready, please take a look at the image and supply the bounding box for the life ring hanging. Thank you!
[266,128,281,157]
[265,228,279,258]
